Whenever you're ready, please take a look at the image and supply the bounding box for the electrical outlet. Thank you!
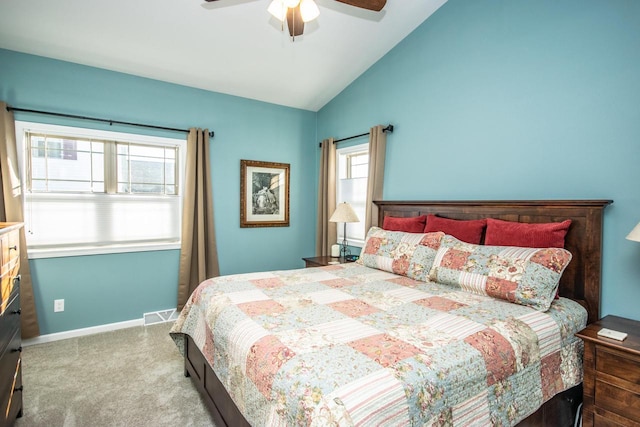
[54,299,64,312]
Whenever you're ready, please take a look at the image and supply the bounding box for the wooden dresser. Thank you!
[576,315,640,426]
[0,223,23,427]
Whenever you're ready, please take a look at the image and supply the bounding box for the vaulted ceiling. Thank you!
[0,0,446,111]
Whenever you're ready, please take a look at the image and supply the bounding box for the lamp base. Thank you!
[340,240,351,258]
[340,222,352,259]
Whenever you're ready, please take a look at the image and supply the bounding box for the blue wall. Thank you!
[0,49,317,334]
[318,0,640,321]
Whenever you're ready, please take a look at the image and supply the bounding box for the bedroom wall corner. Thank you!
[0,48,318,335]
[316,0,640,321]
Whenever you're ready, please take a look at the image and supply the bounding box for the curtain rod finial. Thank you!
[384,124,394,133]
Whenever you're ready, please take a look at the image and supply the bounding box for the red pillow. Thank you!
[423,215,486,244]
[484,218,572,248]
[382,215,427,233]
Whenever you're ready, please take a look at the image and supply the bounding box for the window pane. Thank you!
[165,160,175,185]
[45,138,63,159]
[92,152,104,183]
[351,164,368,178]
[76,140,92,152]
[117,152,130,192]
[30,136,46,158]
[92,141,104,153]
[129,144,163,158]
[337,176,367,243]
[130,155,164,184]
[31,179,46,191]
[48,179,93,192]
[28,135,104,193]
[49,149,91,181]
[92,181,104,192]
[336,144,369,246]
[116,143,177,195]
[128,183,164,193]
[351,153,368,166]
[30,155,46,180]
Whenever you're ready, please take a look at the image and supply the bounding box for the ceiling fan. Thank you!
[204,0,387,39]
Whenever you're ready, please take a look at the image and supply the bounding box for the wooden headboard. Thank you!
[374,200,612,324]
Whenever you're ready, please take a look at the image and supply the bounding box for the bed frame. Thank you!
[182,199,612,427]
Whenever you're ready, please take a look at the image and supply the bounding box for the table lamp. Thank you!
[626,222,640,242]
[329,202,360,258]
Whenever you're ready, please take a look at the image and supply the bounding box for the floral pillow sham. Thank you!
[428,235,572,311]
[358,227,445,282]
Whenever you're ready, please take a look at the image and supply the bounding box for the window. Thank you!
[336,143,369,247]
[16,122,185,258]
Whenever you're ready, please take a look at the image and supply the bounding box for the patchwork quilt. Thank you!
[170,263,587,426]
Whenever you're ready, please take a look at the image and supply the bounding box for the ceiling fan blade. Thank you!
[286,5,305,37]
[334,0,386,12]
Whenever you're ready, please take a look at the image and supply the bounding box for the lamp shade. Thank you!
[329,202,360,223]
[627,222,640,243]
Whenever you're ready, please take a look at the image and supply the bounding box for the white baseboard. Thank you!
[22,318,145,347]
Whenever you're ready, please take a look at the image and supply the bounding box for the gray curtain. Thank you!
[315,138,337,256]
[177,128,219,310]
[364,125,387,233]
[0,102,40,338]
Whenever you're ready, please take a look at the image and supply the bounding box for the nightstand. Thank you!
[575,315,640,426]
[302,256,354,268]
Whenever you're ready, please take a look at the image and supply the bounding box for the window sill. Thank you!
[27,242,181,259]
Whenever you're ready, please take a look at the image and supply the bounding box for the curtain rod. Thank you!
[318,124,393,148]
[5,106,214,138]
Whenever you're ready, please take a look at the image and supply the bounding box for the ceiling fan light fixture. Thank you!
[267,0,286,21]
[300,0,320,22]
[284,0,301,8]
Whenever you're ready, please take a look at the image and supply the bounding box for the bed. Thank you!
[171,199,612,426]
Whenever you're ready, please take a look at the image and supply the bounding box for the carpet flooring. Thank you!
[15,322,216,427]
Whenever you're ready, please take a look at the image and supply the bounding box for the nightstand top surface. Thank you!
[576,315,640,356]
[302,256,354,267]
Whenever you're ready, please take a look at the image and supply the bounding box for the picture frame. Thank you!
[240,159,290,228]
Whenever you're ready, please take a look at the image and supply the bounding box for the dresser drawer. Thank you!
[0,232,18,278]
[595,380,640,423]
[0,230,19,267]
[593,411,627,427]
[597,346,640,385]
[0,292,20,358]
[0,329,21,427]
[595,346,640,424]
[0,261,19,316]
[0,224,22,427]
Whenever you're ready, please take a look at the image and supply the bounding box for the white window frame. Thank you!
[15,121,186,259]
[336,142,368,248]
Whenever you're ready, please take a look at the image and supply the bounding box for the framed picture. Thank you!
[240,159,290,228]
